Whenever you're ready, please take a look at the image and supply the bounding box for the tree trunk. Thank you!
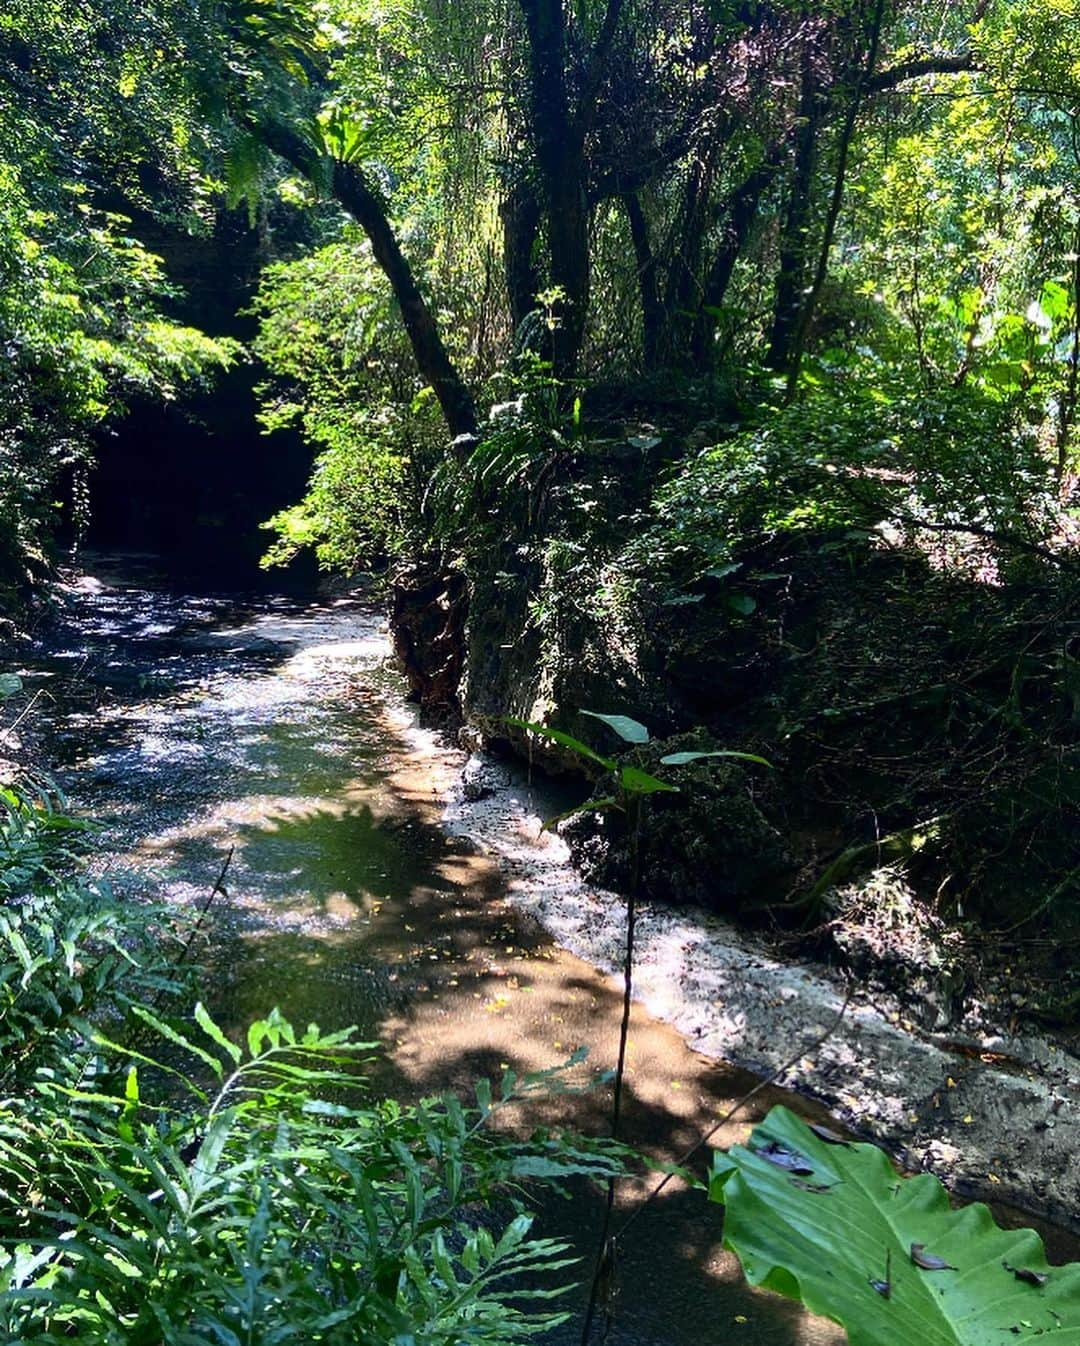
[660,152,714,363]
[786,0,887,397]
[500,177,543,336]
[766,56,821,372]
[623,192,662,370]
[259,118,478,439]
[689,152,781,370]
[518,0,590,378]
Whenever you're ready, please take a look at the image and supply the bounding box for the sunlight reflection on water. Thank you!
[30,566,845,1346]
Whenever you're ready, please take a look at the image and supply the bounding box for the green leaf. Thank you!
[710,1106,1080,1345]
[618,766,678,795]
[1040,280,1071,322]
[659,750,772,768]
[130,1005,224,1078]
[194,1001,243,1064]
[504,717,615,769]
[580,711,651,744]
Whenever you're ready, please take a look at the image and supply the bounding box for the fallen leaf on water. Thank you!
[1002,1261,1049,1287]
[911,1243,958,1271]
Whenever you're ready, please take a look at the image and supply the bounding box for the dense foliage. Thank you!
[0,0,241,606]
[0,778,617,1343]
[0,0,1075,594]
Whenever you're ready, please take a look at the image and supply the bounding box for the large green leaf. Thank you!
[710,1106,1080,1345]
[579,711,651,745]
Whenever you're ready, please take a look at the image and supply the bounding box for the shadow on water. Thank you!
[21,563,904,1344]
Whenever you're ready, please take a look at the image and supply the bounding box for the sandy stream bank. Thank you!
[386,701,1080,1238]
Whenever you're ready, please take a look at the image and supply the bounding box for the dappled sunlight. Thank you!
[35,579,854,1345]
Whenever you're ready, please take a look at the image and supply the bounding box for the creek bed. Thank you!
[15,556,1078,1344]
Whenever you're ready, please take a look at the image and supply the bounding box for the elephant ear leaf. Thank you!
[709,1105,1080,1346]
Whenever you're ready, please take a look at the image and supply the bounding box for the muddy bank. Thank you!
[394,491,1080,987]
[415,744,1080,1237]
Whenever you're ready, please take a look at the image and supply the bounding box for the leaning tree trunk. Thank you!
[259,118,478,440]
[623,192,662,370]
[689,152,781,371]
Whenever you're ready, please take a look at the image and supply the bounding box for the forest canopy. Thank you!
[0,0,1077,583]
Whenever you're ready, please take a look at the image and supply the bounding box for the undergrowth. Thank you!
[0,778,617,1344]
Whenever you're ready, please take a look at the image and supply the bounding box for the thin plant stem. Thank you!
[581,796,640,1346]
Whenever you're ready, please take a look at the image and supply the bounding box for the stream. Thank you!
[17,555,1062,1345]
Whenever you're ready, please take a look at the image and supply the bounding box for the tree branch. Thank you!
[866,52,976,95]
[573,0,628,146]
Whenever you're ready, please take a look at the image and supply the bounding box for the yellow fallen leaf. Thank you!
[734,1315,748,1325]
[946,1076,957,1088]
[963,1113,974,1124]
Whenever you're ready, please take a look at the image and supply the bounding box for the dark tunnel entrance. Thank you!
[85,370,315,589]
[77,207,318,591]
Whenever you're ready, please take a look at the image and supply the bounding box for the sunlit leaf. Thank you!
[618,766,679,795]
[580,711,651,744]
[710,1107,1080,1345]
[504,717,615,769]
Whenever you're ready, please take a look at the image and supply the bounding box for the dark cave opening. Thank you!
[76,206,319,591]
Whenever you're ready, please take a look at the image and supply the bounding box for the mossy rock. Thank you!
[561,731,791,913]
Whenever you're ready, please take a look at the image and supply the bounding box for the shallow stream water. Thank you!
[12,556,909,1344]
